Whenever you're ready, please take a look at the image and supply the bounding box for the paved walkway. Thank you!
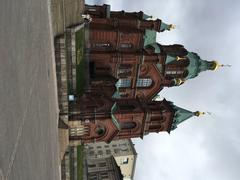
[0,0,60,179]
[51,0,85,36]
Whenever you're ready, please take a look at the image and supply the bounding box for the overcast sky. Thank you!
[86,1,240,180]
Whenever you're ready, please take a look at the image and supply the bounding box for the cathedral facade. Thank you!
[64,4,221,146]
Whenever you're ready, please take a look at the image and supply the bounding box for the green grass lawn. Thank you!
[77,145,84,180]
[75,28,85,96]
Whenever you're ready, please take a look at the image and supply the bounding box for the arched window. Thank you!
[120,122,137,130]
[136,78,152,87]
[116,79,131,88]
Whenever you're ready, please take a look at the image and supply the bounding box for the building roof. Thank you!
[144,30,157,47]
[143,13,153,20]
[167,101,205,130]
[171,104,196,130]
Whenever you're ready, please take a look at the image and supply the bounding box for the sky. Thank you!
[86,1,240,180]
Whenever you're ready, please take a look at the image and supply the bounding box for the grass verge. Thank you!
[77,145,84,180]
[75,28,85,96]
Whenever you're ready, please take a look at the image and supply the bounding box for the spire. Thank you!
[210,61,231,71]
[170,103,205,130]
[160,22,176,32]
[143,13,153,20]
[194,111,206,116]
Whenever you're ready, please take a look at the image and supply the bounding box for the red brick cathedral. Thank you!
[67,4,221,145]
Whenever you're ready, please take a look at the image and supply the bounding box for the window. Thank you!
[120,43,132,49]
[98,150,103,155]
[165,70,184,75]
[88,8,96,12]
[114,148,120,154]
[119,122,137,130]
[122,158,129,164]
[69,127,86,137]
[100,172,109,179]
[89,151,95,156]
[99,162,107,167]
[89,174,97,180]
[116,79,131,88]
[88,164,96,168]
[92,43,111,49]
[136,78,152,87]
[121,146,128,152]
[106,149,111,155]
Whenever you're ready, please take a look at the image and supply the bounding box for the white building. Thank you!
[84,139,137,180]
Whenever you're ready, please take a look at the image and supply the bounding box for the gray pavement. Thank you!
[0,0,60,180]
[51,0,85,36]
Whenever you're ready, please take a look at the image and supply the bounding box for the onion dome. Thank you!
[185,52,221,80]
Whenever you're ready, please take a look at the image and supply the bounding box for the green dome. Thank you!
[186,52,217,80]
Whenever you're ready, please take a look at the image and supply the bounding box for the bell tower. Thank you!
[68,93,204,145]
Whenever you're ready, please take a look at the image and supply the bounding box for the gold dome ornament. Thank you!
[168,24,176,31]
[194,111,206,117]
[211,61,231,71]
[176,56,186,61]
[174,78,185,86]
